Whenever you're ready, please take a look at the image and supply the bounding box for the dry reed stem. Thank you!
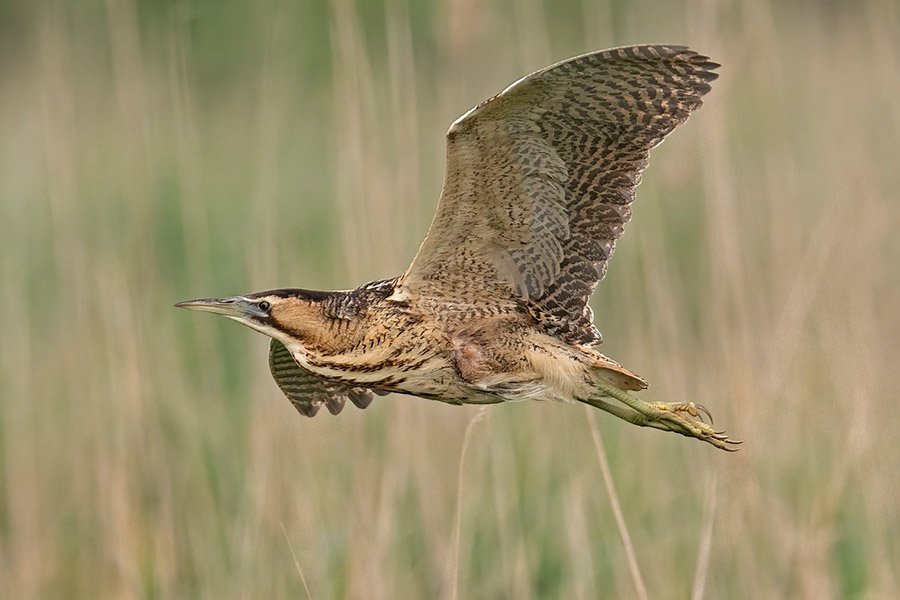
[280,522,313,600]
[585,407,649,600]
[448,407,488,600]
[690,476,719,600]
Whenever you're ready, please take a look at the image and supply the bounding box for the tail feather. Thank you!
[589,352,648,391]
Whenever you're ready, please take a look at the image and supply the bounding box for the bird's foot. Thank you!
[647,401,742,451]
[654,400,712,423]
[589,381,742,451]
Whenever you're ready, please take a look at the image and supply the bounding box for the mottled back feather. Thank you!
[402,45,718,344]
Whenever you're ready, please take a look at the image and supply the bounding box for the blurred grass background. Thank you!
[2,0,899,597]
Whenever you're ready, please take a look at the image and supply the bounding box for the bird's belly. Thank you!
[286,336,590,406]
[380,356,460,397]
[287,342,466,400]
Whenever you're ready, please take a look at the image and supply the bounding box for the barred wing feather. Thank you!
[268,340,374,417]
[402,45,718,344]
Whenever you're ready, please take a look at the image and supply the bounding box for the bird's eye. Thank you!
[257,300,271,312]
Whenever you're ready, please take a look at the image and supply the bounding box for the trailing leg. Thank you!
[585,379,742,451]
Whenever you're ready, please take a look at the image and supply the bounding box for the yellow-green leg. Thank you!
[585,380,742,451]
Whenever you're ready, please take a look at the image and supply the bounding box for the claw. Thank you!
[689,420,743,451]
[705,431,743,451]
[695,403,714,424]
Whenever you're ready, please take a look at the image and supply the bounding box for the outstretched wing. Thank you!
[401,45,718,344]
[268,340,374,417]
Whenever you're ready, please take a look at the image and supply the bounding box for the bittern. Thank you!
[177,45,740,450]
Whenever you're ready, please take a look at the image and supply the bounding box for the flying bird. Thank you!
[177,45,739,450]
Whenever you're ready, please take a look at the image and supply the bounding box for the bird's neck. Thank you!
[279,278,432,388]
[275,278,400,355]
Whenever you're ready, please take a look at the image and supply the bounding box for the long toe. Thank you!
[651,403,742,451]
[589,380,740,450]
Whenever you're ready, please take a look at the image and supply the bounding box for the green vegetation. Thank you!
[1,0,898,597]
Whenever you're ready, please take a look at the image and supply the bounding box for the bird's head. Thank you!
[175,289,330,349]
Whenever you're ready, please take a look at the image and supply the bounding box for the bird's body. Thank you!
[259,278,642,407]
[178,45,740,450]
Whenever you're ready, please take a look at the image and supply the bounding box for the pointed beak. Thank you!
[174,297,243,317]
[174,296,268,319]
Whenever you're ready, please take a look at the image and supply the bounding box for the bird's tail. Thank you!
[589,352,648,392]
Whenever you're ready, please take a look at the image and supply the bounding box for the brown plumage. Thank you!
[176,45,740,450]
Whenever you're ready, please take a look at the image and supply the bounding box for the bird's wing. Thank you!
[268,340,374,417]
[401,45,718,344]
